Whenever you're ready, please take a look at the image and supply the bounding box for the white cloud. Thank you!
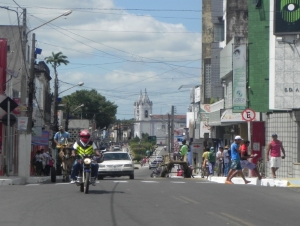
[1,0,201,118]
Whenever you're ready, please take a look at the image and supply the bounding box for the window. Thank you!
[145,110,148,118]
[214,23,224,42]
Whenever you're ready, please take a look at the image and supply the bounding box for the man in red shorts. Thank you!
[266,134,286,178]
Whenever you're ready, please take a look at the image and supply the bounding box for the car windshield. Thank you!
[103,153,130,161]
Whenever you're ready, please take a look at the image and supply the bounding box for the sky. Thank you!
[0,0,202,119]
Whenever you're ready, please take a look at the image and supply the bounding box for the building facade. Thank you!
[133,90,186,146]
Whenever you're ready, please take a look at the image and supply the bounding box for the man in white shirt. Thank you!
[216,147,224,176]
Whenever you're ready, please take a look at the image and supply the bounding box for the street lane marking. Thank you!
[196,182,211,183]
[55,183,71,185]
[208,212,240,226]
[25,184,40,186]
[170,181,186,183]
[179,196,199,205]
[171,196,189,204]
[141,181,159,183]
[113,181,128,183]
[221,212,255,226]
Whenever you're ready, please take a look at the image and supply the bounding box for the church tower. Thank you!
[134,89,153,121]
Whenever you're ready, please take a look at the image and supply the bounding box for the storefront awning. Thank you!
[221,109,260,123]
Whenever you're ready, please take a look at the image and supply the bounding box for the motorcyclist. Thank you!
[70,130,101,186]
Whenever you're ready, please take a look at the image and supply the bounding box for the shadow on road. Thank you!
[88,190,125,195]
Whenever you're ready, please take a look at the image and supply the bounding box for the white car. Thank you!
[98,151,134,180]
[155,156,164,163]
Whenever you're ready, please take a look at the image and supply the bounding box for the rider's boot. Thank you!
[91,177,96,186]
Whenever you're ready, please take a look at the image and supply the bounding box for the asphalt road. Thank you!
[0,165,300,226]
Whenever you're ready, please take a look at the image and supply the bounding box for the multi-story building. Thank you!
[0,25,52,176]
[201,0,224,104]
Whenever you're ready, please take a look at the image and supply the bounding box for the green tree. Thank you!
[44,52,69,76]
[45,52,69,131]
[63,89,117,128]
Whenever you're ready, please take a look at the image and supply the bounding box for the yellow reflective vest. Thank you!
[76,140,95,157]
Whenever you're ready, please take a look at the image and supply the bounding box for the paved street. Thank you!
[1,164,300,226]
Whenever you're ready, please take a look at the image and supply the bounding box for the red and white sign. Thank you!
[242,108,256,122]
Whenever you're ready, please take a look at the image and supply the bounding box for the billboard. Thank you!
[232,44,247,113]
[270,1,300,109]
[194,86,201,103]
[274,0,300,35]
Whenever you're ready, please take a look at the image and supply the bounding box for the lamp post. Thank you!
[54,81,84,131]
[58,82,84,95]
[18,9,72,179]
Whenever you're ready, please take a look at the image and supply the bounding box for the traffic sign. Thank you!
[0,97,18,113]
[2,114,17,126]
[242,108,256,122]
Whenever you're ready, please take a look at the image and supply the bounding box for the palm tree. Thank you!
[45,52,69,131]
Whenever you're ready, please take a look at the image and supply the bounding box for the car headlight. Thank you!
[99,164,105,168]
[84,158,92,164]
[124,164,132,167]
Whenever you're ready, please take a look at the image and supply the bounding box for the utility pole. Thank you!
[27,33,36,133]
[64,102,70,131]
[168,114,171,153]
[20,8,27,113]
[171,105,174,154]
[18,8,31,178]
[53,71,59,132]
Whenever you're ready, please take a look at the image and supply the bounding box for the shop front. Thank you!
[31,131,50,176]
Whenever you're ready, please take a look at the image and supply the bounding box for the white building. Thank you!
[133,89,186,145]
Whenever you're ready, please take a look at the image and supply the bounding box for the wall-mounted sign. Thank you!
[194,86,201,103]
[274,0,300,35]
[232,44,247,113]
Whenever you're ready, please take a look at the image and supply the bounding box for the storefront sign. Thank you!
[32,131,49,146]
[232,44,247,113]
[274,0,300,35]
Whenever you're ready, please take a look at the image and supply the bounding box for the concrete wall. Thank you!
[248,0,269,112]
[265,111,300,178]
[226,0,248,43]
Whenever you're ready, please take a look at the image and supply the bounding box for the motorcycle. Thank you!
[75,155,93,194]
[150,166,162,178]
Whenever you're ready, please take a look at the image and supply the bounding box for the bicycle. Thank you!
[257,158,265,177]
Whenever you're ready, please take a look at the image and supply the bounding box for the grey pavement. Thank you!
[0,163,300,226]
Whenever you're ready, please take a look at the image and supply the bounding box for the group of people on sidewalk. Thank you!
[201,134,286,184]
[32,149,55,176]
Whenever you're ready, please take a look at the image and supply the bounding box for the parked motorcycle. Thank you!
[75,155,93,194]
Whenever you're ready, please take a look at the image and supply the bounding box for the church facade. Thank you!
[133,90,186,145]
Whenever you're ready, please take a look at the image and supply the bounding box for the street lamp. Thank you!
[58,82,84,95]
[27,9,73,133]
[65,104,84,131]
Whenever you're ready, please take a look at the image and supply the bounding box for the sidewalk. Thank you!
[193,175,300,187]
[0,175,64,186]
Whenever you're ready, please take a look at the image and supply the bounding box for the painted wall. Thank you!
[248,0,270,112]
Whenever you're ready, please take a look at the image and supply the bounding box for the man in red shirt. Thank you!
[266,134,286,178]
[240,141,262,180]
